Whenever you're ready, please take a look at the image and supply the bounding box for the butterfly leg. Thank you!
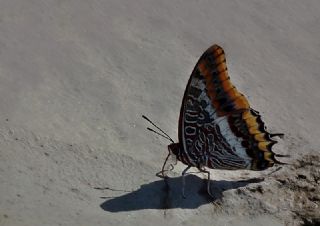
[198,167,214,198]
[156,152,172,178]
[181,165,191,199]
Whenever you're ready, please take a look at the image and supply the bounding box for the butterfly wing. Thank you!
[178,45,282,170]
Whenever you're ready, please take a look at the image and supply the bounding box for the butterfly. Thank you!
[143,44,288,198]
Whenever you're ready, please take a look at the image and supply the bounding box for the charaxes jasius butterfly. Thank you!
[143,44,288,198]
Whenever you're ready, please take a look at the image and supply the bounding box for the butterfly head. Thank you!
[168,142,192,166]
[168,143,181,156]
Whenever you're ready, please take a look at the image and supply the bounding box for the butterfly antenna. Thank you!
[142,115,174,143]
[147,127,173,142]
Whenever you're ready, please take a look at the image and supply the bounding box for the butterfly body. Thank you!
[144,44,286,198]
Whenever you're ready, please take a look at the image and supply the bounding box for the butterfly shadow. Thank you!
[99,175,264,212]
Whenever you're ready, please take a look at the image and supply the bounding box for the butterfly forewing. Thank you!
[178,45,281,170]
